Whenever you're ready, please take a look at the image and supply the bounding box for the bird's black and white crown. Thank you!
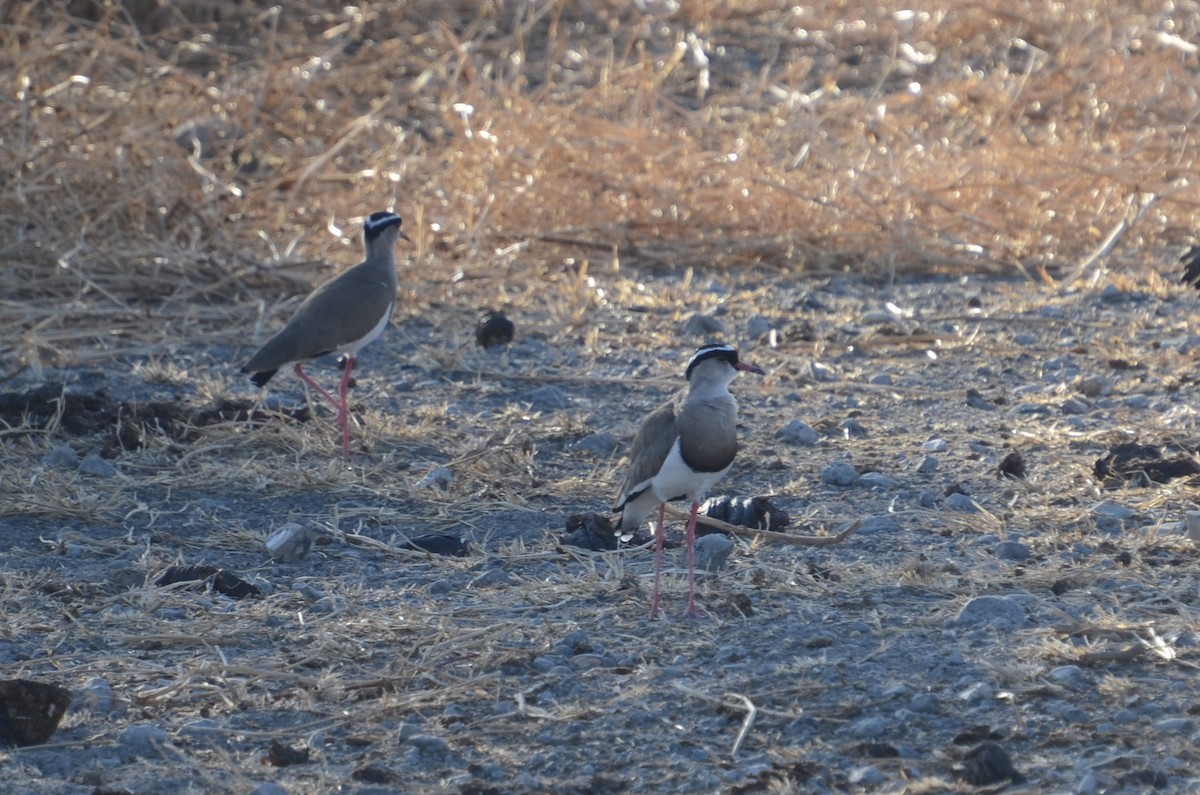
[685,343,739,379]
[363,211,403,241]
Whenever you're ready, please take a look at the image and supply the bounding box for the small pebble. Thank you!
[471,568,510,588]
[857,516,900,535]
[1152,717,1193,733]
[869,372,893,386]
[572,432,620,456]
[1092,501,1134,521]
[952,595,1030,629]
[994,541,1031,561]
[922,438,948,452]
[118,724,170,757]
[820,461,859,487]
[745,314,773,340]
[523,385,572,410]
[849,765,885,787]
[944,493,978,513]
[683,312,724,338]
[694,533,734,572]
[1048,665,1090,689]
[42,444,78,470]
[179,718,222,739]
[79,452,117,477]
[966,393,997,411]
[249,783,289,795]
[848,716,888,739]
[1061,397,1092,415]
[408,734,451,753]
[776,420,818,446]
[858,472,895,490]
[916,456,938,474]
[910,693,940,714]
[415,466,453,490]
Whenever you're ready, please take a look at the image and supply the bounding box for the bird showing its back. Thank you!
[239,211,411,459]
[241,211,408,385]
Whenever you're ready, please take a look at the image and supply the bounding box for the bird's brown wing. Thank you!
[613,395,680,511]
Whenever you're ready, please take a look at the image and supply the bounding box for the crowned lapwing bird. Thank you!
[241,211,410,458]
[613,343,765,618]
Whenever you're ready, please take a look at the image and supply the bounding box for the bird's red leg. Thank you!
[683,499,705,619]
[650,502,666,619]
[336,356,356,458]
[293,363,341,410]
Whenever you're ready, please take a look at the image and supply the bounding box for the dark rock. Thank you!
[476,309,515,349]
[960,742,1022,786]
[265,739,310,767]
[0,679,72,747]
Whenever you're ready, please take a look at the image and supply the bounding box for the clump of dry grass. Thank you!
[2,1,1199,371]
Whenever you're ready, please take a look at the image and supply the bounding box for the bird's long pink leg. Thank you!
[650,502,666,619]
[683,499,705,619]
[336,356,356,459]
[293,363,341,410]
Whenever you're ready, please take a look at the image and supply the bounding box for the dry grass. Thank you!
[2,0,1199,372]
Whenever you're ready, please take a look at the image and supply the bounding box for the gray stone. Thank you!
[910,693,940,714]
[944,493,979,513]
[572,432,620,456]
[952,595,1030,629]
[858,516,900,535]
[776,420,818,446]
[1152,717,1193,733]
[249,784,288,795]
[79,452,117,477]
[42,444,78,470]
[1061,397,1093,415]
[471,568,510,588]
[848,716,888,739]
[957,681,994,704]
[745,314,773,340]
[408,734,451,753]
[74,677,115,715]
[118,724,170,756]
[682,312,724,338]
[694,533,734,572]
[1048,665,1090,689]
[994,541,1031,561]
[859,472,895,490]
[415,466,454,490]
[849,765,885,787]
[1078,376,1112,397]
[1093,501,1134,521]
[524,385,572,410]
[916,456,938,474]
[1012,332,1038,346]
[922,438,949,452]
[869,372,893,386]
[820,461,859,486]
[810,362,839,382]
[265,523,314,562]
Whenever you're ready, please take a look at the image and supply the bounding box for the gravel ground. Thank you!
[4,268,1200,794]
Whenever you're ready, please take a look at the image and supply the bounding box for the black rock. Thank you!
[476,309,515,349]
[961,742,1023,786]
[0,679,72,747]
[402,534,469,557]
[154,565,261,599]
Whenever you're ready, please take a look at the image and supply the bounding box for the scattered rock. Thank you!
[407,734,451,754]
[71,677,114,715]
[961,742,1022,786]
[820,461,859,486]
[694,533,734,572]
[965,389,996,411]
[118,724,170,757]
[857,516,900,535]
[745,314,773,340]
[0,679,72,747]
[415,466,454,490]
[858,472,895,490]
[249,783,289,795]
[776,419,818,446]
[265,523,315,562]
[523,385,572,410]
[916,456,938,474]
[952,595,1030,629]
[475,309,515,349]
[265,739,310,767]
[922,438,949,452]
[997,450,1026,479]
[572,431,620,456]
[352,762,399,783]
[944,493,978,513]
[154,565,261,599]
[41,443,78,470]
[79,452,117,477]
[994,540,1030,561]
[682,312,724,338]
[1094,442,1200,486]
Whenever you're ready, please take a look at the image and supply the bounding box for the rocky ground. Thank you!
[4,265,1200,794]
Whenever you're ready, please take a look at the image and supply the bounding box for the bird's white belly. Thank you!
[650,441,731,504]
[340,299,394,357]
